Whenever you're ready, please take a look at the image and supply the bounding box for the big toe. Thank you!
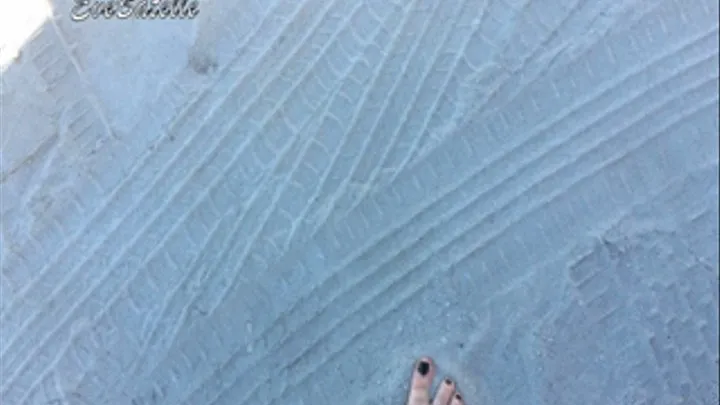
[406,357,435,405]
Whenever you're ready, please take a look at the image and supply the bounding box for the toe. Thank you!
[450,392,465,405]
[432,377,455,405]
[406,357,435,405]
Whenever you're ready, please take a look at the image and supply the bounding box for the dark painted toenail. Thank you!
[445,378,453,385]
[417,360,430,376]
[455,393,463,401]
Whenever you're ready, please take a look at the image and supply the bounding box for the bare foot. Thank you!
[406,357,465,405]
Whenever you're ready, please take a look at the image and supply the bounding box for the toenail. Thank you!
[444,378,453,385]
[417,360,430,376]
[455,393,463,401]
